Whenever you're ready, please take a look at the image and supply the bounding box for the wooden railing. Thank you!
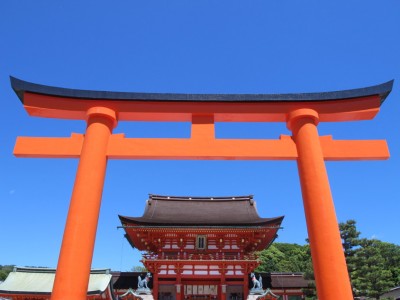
[142,253,258,261]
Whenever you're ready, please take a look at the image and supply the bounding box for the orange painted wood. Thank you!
[14,133,84,158]
[14,134,389,161]
[107,134,298,160]
[288,109,353,300]
[23,92,381,122]
[50,108,116,300]
[319,135,390,161]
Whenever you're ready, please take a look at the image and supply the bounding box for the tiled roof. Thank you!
[119,195,283,226]
[0,267,112,295]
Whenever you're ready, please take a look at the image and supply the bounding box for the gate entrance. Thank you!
[187,296,215,300]
[10,76,393,300]
[184,284,219,300]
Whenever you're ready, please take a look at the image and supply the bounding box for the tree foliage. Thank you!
[339,220,400,299]
[339,219,360,258]
[0,265,15,281]
[256,220,400,300]
[256,243,313,275]
[131,265,147,272]
[256,243,316,299]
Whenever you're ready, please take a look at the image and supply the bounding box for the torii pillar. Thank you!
[51,107,117,300]
[10,77,393,300]
[288,108,353,298]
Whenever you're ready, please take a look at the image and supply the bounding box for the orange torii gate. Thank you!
[11,77,393,300]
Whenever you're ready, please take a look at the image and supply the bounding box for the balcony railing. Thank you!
[142,252,258,261]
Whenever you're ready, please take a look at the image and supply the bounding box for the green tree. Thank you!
[339,219,361,293]
[256,244,285,272]
[256,243,316,298]
[378,241,400,286]
[0,265,15,281]
[252,220,400,299]
[338,220,400,299]
[256,242,314,282]
[339,219,361,258]
[256,243,311,273]
[350,239,396,299]
[131,265,147,272]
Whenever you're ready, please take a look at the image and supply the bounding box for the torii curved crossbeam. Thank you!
[11,76,392,122]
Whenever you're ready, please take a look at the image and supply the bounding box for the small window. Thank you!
[196,235,207,250]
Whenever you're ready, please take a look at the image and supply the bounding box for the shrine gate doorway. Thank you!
[10,77,393,300]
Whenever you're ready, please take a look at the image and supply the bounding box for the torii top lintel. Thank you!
[11,77,394,122]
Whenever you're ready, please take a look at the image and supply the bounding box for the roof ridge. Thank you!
[149,194,253,201]
[12,267,111,274]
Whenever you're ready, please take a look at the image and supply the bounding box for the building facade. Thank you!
[119,195,284,300]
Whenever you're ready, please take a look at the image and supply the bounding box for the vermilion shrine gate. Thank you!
[11,77,393,300]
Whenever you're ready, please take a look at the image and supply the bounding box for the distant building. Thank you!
[380,286,400,300]
[0,267,114,300]
[119,194,289,300]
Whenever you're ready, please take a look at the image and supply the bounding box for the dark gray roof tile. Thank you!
[119,195,283,226]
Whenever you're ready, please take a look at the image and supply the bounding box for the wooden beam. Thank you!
[14,133,84,158]
[14,134,389,161]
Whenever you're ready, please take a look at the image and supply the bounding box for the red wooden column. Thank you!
[243,271,249,300]
[220,266,227,300]
[51,107,117,300]
[176,267,182,300]
[153,273,159,300]
[287,108,353,300]
[176,284,182,300]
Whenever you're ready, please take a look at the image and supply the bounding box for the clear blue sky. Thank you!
[1,1,399,272]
